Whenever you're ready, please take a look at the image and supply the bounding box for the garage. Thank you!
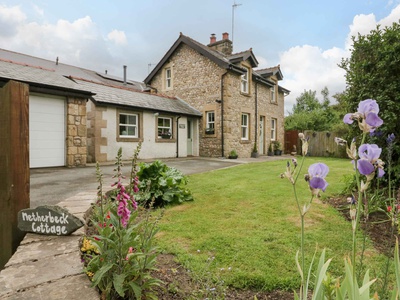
[29,93,66,168]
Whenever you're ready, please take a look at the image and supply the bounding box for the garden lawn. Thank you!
[155,157,390,292]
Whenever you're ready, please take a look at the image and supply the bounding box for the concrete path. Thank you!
[30,155,289,208]
[1,155,290,299]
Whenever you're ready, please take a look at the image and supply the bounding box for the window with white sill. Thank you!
[119,113,138,138]
[241,113,249,140]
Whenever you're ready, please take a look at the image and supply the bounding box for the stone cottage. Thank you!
[144,32,290,158]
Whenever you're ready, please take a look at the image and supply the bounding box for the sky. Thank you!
[1,1,400,114]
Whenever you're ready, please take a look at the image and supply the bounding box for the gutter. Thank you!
[220,70,228,157]
[255,81,258,147]
[176,115,181,158]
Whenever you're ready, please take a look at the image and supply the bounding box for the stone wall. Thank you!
[149,43,285,159]
[66,97,87,167]
[86,101,107,163]
[151,44,224,157]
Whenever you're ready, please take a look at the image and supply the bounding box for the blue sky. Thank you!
[1,0,400,113]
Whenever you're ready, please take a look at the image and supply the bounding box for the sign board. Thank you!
[18,206,84,236]
[179,124,185,129]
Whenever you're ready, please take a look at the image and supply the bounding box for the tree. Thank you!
[292,90,320,113]
[285,88,341,131]
[340,21,400,183]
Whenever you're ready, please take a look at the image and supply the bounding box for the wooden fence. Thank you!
[285,130,347,158]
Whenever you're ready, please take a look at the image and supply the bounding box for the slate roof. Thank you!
[144,33,289,94]
[255,65,283,81]
[144,33,246,84]
[74,78,202,117]
[0,59,93,96]
[0,48,146,91]
[0,47,200,115]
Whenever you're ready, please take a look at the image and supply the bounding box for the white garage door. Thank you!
[30,94,66,168]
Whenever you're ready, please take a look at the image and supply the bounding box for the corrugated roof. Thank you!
[75,78,202,117]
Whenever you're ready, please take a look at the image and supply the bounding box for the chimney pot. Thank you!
[222,32,229,40]
[210,33,216,44]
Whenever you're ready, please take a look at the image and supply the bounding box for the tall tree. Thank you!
[340,21,400,182]
[285,87,340,131]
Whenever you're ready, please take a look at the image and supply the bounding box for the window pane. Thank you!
[158,117,173,139]
[120,114,127,124]
[127,115,136,124]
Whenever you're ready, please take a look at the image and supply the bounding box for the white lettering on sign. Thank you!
[21,212,69,224]
[21,211,70,236]
[31,222,68,235]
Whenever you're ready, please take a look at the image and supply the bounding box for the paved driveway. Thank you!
[30,157,243,207]
[30,155,289,208]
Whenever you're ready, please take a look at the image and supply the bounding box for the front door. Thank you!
[187,119,193,156]
[259,116,265,154]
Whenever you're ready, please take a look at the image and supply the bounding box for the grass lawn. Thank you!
[155,157,390,292]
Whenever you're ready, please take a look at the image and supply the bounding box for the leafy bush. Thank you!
[136,160,193,208]
[82,145,163,299]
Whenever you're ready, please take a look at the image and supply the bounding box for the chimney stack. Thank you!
[207,32,233,55]
[210,33,216,44]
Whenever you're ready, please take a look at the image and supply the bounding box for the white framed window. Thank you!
[241,113,249,140]
[271,86,276,103]
[158,117,172,139]
[119,113,138,138]
[241,67,249,94]
[206,111,215,134]
[271,118,277,140]
[165,67,172,89]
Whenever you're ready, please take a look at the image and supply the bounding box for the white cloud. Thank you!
[107,29,127,45]
[280,45,348,114]
[346,4,400,49]
[0,4,26,37]
[0,5,120,74]
[32,4,44,16]
[281,4,400,115]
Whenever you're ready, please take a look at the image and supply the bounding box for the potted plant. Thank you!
[251,142,259,158]
[205,128,215,135]
[228,149,238,159]
[273,141,282,156]
[268,143,274,156]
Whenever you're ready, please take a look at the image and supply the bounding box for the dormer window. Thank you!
[241,67,249,94]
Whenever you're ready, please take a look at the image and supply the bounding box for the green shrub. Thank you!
[82,145,162,299]
[136,160,193,208]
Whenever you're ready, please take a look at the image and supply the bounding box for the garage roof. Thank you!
[0,59,93,96]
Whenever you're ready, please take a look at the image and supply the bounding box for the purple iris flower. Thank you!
[357,144,384,177]
[343,99,383,132]
[387,133,395,145]
[308,163,329,192]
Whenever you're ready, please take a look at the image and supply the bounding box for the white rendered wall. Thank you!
[101,107,197,161]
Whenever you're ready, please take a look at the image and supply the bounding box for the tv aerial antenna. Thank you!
[232,1,242,47]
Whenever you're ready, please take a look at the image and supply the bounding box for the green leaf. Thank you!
[394,237,400,298]
[113,273,126,297]
[129,281,142,299]
[312,250,332,300]
[91,262,113,287]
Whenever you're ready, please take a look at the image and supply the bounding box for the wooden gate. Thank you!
[285,130,299,154]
